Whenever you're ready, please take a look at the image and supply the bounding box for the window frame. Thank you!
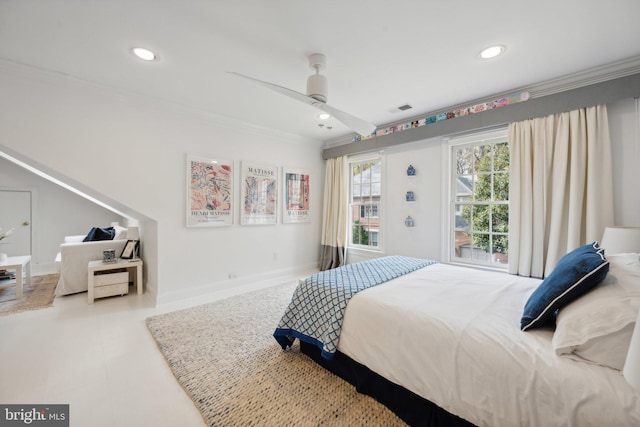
[347,152,384,253]
[445,128,509,269]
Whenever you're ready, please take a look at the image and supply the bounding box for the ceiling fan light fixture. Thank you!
[132,47,158,61]
[479,45,505,59]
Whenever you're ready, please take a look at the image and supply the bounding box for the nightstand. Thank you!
[88,258,143,303]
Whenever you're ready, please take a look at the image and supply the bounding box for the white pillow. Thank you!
[113,225,128,240]
[64,235,85,243]
[552,253,640,370]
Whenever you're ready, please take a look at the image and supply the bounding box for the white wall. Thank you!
[0,157,123,270]
[349,97,640,264]
[0,63,325,303]
[384,138,445,260]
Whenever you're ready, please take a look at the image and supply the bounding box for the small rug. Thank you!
[146,282,407,427]
[0,273,59,316]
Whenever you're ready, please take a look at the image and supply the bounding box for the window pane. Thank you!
[352,205,362,222]
[457,204,471,231]
[352,221,366,245]
[491,238,509,264]
[454,230,472,258]
[352,183,361,198]
[456,147,476,175]
[494,143,509,171]
[371,182,381,196]
[474,173,492,201]
[370,232,379,246]
[361,164,371,183]
[456,176,474,201]
[494,172,509,201]
[474,145,491,173]
[492,204,509,233]
[473,205,489,233]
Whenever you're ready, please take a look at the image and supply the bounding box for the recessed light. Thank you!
[318,113,330,120]
[132,47,158,61]
[479,45,505,59]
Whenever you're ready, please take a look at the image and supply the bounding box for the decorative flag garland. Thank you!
[353,92,530,142]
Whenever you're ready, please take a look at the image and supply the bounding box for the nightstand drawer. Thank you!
[87,259,142,304]
[93,282,129,299]
[94,271,129,287]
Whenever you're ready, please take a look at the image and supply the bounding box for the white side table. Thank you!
[0,255,31,300]
[88,258,143,304]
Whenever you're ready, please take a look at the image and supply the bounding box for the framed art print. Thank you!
[187,155,233,227]
[282,168,310,223]
[240,161,278,225]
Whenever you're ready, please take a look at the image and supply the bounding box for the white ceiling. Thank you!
[1,1,639,142]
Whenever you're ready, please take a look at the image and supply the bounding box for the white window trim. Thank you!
[441,128,508,269]
[347,151,385,254]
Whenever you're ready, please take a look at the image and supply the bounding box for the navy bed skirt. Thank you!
[299,341,476,427]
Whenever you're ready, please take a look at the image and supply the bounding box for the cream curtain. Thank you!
[319,156,348,271]
[508,105,614,278]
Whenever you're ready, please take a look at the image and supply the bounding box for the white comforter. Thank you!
[337,263,640,426]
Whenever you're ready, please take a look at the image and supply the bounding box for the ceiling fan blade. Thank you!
[229,71,316,106]
[313,103,376,137]
[229,72,376,136]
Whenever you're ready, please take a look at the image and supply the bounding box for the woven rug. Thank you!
[0,273,58,316]
[146,282,406,426]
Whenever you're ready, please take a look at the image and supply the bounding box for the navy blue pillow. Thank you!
[82,227,115,242]
[521,242,609,331]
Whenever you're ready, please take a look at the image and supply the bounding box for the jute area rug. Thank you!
[146,282,407,427]
[0,273,58,316]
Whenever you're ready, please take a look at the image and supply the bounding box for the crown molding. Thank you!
[323,55,640,150]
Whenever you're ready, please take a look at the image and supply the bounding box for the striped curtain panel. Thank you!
[319,156,347,271]
[508,104,614,278]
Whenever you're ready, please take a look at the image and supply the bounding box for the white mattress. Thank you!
[337,263,640,426]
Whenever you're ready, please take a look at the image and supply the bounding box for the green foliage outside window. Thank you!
[352,220,369,246]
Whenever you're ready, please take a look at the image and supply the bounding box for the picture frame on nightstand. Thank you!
[120,240,139,259]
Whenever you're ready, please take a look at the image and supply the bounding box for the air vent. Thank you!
[388,104,413,114]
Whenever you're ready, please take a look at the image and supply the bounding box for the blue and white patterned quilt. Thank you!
[273,256,436,359]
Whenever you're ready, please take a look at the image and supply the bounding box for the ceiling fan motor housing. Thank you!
[307,74,327,103]
[307,53,328,103]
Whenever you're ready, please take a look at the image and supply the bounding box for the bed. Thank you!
[274,253,640,426]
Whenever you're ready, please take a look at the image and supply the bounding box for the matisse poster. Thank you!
[187,155,233,227]
[241,162,278,225]
[282,168,310,223]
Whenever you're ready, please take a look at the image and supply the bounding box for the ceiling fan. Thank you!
[230,54,376,136]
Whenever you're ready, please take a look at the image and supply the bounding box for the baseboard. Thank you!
[155,262,318,307]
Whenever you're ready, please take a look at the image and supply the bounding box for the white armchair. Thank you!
[55,227,128,296]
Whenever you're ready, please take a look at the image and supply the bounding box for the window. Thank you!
[349,155,382,250]
[449,129,509,268]
[360,205,379,218]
